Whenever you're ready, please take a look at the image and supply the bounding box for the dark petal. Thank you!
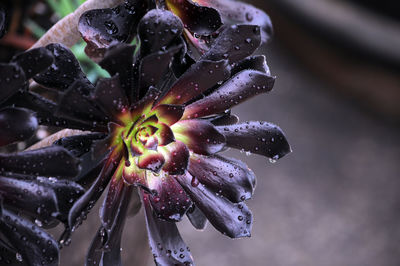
[58,79,105,118]
[216,121,291,160]
[0,63,26,104]
[157,59,230,105]
[79,2,148,61]
[186,205,208,230]
[0,176,59,225]
[189,153,255,202]
[138,9,183,55]
[208,110,239,126]
[183,70,275,119]
[9,91,104,131]
[232,55,270,76]
[166,0,222,35]
[0,238,23,266]
[11,47,54,79]
[137,151,165,174]
[194,0,273,43]
[171,119,226,155]
[100,178,125,231]
[0,107,38,147]
[159,141,189,175]
[0,145,80,178]
[54,132,106,157]
[127,187,142,217]
[92,75,129,119]
[176,172,252,238]
[152,104,184,126]
[68,154,118,231]
[138,46,182,92]
[0,209,59,266]
[148,172,192,222]
[202,24,262,64]
[33,43,91,91]
[99,43,135,97]
[155,123,175,146]
[142,193,194,265]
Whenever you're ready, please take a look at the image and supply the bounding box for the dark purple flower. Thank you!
[20,6,291,265]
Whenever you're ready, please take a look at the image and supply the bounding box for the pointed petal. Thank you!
[183,70,275,119]
[139,46,182,92]
[202,24,262,64]
[138,9,183,55]
[0,209,59,266]
[0,107,38,147]
[0,145,80,178]
[189,153,255,202]
[176,172,252,238]
[159,141,189,175]
[99,43,135,97]
[166,0,222,35]
[171,119,225,155]
[216,121,291,160]
[157,59,230,105]
[79,2,148,60]
[137,151,165,174]
[193,0,273,43]
[186,205,208,230]
[100,178,125,231]
[11,47,54,79]
[0,63,26,104]
[92,75,129,119]
[143,193,194,265]
[54,132,106,157]
[152,104,184,126]
[155,123,175,146]
[232,55,270,76]
[33,43,91,91]
[147,172,192,222]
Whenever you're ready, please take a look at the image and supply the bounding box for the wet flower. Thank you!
[15,4,291,265]
[0,34,84,264]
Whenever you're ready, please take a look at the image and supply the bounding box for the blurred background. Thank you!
[1,0,400,265]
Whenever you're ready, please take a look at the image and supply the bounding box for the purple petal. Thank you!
[189,153,255,202]
[11,47,54,79]
[176,172,253,238]
[216,121,291,160]
[186,205,208,230]
[0,107,38,147]
[232,55,270,76]
[159,141,190,175]
[183,70,275,119]
[171,119,226,155]
[143,193,194,265]
[147,172,192,222]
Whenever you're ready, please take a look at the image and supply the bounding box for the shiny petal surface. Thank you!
[183,70,275,119]
[0,209,59,266]
[232,55,270,76]
[208,110,239,126]
[54,133,106,157]
[147,172,192,222]
[193,0,273,43]
[0,107,38,147]
[216,121,291,160]
[93,75,129,119]
[143,194,194,265]
[202,24,262,64]
[189,153,255,202]
[138,9,183,55]
[0,63,26,104]
[11,47,54,79]
[159,141,189,175]
[0,145,80,178]
[157,59,230,105]
[34,43,91,91]
[172,119,225,155]
[155,123,175,146]
[152,104,184,126]
[186,205,208,230]
[137,151,165,174]
[100,178,125,231]
[166,0,222,35]
[79,1,148,60]
[176,172,252,238]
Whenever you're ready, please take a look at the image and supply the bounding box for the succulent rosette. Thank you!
[2,2,292,264]
[0,24,84,265]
